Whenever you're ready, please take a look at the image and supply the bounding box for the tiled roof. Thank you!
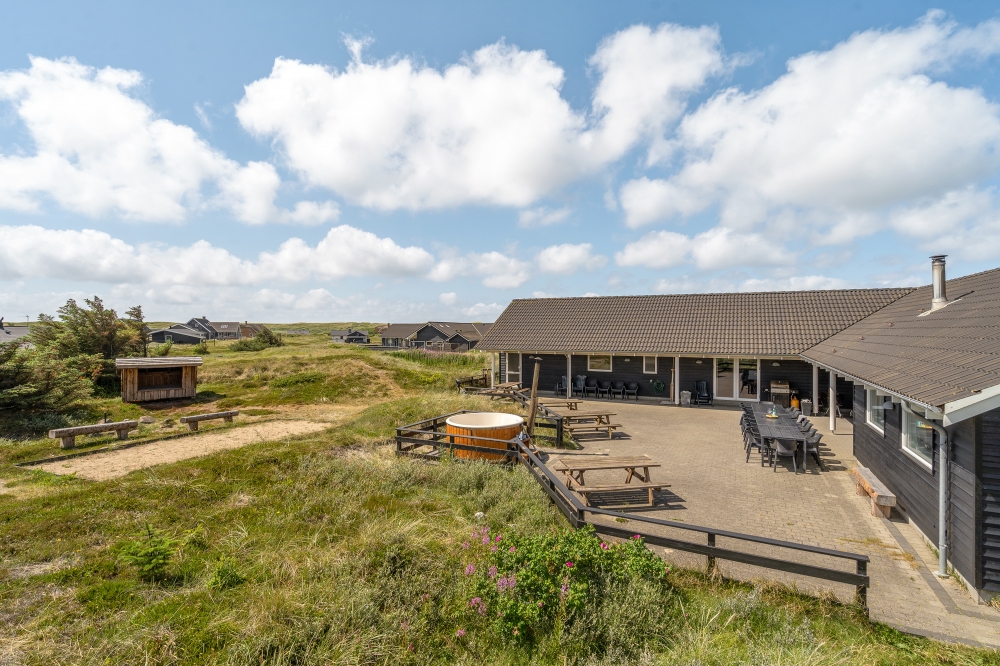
[380,323,425,339]
[208,322,240,333]
[477,289,912,356]
[802,267,1000,408]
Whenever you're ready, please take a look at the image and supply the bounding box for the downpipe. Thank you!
[902,401,950,578]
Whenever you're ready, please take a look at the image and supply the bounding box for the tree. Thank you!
[0,340,97,411]
[31,296,146,360]
[124,305,149,358]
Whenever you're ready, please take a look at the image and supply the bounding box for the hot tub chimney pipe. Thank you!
[930,255,948,312]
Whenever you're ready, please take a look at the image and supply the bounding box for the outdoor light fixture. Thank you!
[882,399,895,411]
[695,360,703,364]
[772,362,780,366]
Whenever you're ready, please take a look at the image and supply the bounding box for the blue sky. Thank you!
[2,1,1000,323]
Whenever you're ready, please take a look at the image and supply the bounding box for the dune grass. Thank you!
[2,333,999,664]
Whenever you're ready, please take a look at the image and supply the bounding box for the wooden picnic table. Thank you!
[538,398,580,410]
[551,454,664,506]
[494,382,522,393]
[560,411,616,425]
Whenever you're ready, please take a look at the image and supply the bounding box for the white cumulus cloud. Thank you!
[236,25,723,211]
[620,12,1000,231]
[0,224,432,285]
[615,228,791,270]
[518,206,571,228]
[429,251,532,288]
[0,56,337,225]
[536,243,607,275]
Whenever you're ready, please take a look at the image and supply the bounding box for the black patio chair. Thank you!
[804,432,823,469]
[597,380,612,399]
[554,375,568,395]
[771,439,799,473]
[693,380,713,405]
[572,375,587,397]
[610,380,626,400]
[584,377,598,398]
[624,381,639,401]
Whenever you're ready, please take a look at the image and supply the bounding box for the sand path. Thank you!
[37,420,328,481]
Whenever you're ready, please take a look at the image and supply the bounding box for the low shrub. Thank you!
[118,525,178,582]
[459,524,672,657]
[231,327,284,352]
[270,371,325,388]
[150,340,173,357]
[192,341,209,354]
[207,556,245,590]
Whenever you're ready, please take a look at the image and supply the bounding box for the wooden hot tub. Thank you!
[445,412,523,461]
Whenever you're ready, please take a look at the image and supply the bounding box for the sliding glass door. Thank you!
[714,358,759,400]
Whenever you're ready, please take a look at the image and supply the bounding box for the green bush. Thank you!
[192,341,209,354]
[207,556,245,590]
[150,340,173,357]
[118,525,178,582]
[231,327,284,352]
[270,371,325,388]
[460,524,670,652]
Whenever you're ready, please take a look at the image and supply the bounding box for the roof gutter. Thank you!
[901,400,950,578]
[799,355,942,415]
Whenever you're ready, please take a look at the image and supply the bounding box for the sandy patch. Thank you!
[36,420,329,481]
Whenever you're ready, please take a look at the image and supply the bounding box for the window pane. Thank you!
[507,353,520,381]
[905,414,934,465]
[588,355,612,371]
[867,390,884,429]
[716,358,734,398]
[739,359,757,399]
[643,356,656,373]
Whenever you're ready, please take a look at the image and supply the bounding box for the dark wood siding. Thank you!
[679,357,713,399]
[982,407,1000,591]
[498,352,507,383]
[853,385,979,587]
[516,353,675,399]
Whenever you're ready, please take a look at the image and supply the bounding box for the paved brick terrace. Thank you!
[545,399,1000,649]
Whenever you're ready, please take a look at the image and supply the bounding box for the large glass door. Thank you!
[715,358,734,399]
[738,359,758,399]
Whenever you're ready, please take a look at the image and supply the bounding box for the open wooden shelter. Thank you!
[116,357,202,403]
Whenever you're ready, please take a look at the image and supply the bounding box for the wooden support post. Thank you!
[526,358,542,438]
[811,364,819,416]
[707,533,717,576]
[566,353,572,399]
[675,357,681,404]
[855,560,868,613]
[829,369,837,434]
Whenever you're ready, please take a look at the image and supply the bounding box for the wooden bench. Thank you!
[852,466,896,518]
[179,410,239,431]
[574,482,666,507]
[564,423,623,440]
[49,421,139,449]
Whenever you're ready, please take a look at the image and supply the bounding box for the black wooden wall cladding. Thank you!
[515,353,676,398]
[678,358,713,395]
[982,407,1000,592]
[851,385,979,588]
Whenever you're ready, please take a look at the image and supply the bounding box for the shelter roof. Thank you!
[477,290,912,356]
[380,323,426,339]
[802,267,1000,408]
[115,357,203,368]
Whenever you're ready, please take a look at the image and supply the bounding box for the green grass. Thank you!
[2,331,999,663]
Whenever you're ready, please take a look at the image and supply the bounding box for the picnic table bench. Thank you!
[852,466,896,518]
[539,398,580,410]
[563,422,623,439]
[561,411,616,425]
[552,455,665,506]
[179,410,239,431]
[49,420,139,449]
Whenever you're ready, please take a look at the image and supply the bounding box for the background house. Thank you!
[330,328,370,344]
[149,324,206,345]
[185,317,248,340]
[379,322,492,351]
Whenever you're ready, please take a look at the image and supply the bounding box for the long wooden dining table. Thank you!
[750,404,810,472]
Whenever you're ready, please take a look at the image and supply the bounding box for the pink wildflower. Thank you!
[509,546,515,552]
[537,601,543,607]
[401,621,409,631]
[495,534,502,542]
[565,561,574,568]
[632,534,641,540]
[600,542,609,550]
[455,629,466,638]
[488,566,498,579]
[482,536,489,545]
[462,542,470,549]
[490,545,497,552]
[464,564,475,575]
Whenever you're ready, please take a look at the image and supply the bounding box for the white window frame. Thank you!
[713,357,736,400]
[901,411,934,470]
[865,389,885,435]
[587,354,613,372]
[642,356,657,374]
[506,352,521,383]
[165,334,172,342]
